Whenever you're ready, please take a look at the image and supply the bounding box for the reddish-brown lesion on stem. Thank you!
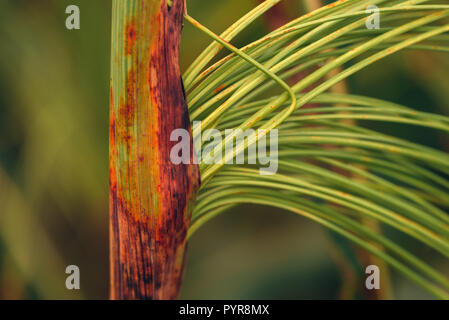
[125,20,137,55]
[109,0,200,300]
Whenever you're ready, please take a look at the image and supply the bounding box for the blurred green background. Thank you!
[0,0,448,299]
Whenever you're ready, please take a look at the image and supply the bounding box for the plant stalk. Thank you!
[109,0,200,300]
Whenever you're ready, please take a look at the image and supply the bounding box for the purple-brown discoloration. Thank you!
[109,0,200,300]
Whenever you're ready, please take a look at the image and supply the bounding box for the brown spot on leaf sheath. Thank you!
[213,84,226,94]
[125,20,137,55]
[110,0,199,300]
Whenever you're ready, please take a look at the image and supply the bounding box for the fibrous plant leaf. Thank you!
[183,0,449,299]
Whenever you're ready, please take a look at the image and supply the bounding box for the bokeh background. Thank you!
[0,0,448,299]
